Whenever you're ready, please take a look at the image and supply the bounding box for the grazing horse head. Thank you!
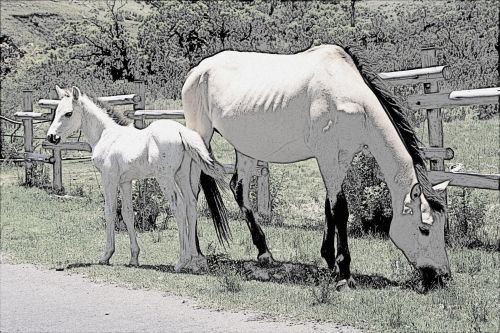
[47,86,83,144]
[393,178,451,286]
[349,52,452,285]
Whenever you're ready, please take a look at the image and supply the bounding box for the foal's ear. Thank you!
[55,85,65,99]
[72,86,81,100]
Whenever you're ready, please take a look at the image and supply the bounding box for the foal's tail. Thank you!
[178,129,231,246]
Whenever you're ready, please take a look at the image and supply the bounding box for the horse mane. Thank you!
[342,46,446,212]
[85,94,131,126]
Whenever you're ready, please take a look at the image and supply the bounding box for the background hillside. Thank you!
[1,0,498,109]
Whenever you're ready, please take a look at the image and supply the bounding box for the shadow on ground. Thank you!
[135,255,400,289]
[66,256,436,292]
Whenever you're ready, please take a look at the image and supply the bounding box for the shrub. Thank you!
[310,275,334,305]
[447,188,488,248]
[344,152,392,237]
[217,271,242,293]
[17,162,50,190]
[116,178,170,232]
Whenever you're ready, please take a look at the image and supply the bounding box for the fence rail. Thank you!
[5,47,499,221]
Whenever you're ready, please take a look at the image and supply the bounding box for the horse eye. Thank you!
[65,112,73,118]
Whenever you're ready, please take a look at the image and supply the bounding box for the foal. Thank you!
[47,86,229,271]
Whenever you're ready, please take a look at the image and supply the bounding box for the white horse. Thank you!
[181,44,451,289]
[47,86,230,271]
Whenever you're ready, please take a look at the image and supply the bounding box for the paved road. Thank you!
[0,263,360,333]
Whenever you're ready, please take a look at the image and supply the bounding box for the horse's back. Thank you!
[182,45,370,162]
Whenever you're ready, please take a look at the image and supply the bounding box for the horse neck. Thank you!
[79,96,119,148]
[365,100,419,208]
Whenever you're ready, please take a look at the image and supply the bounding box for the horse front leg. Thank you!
[232,151,273,264]
[317,155,355,291]
[99,175,118,265]
[120,181,140,266]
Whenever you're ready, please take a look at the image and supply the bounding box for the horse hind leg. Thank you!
[157,175,191,272]
[120,181,140,266]
[99,175,119,265]
[231,151,273,264]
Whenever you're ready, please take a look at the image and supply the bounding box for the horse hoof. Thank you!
[335,279,352,292]
[98,259,110,265]
[347,276,356,289]
[257,252,274,265]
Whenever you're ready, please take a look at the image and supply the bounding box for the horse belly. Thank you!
[213,107,313,163]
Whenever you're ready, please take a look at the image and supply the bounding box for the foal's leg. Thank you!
[120,181,140,266]
[182,158,208,272]
[231,151,273,264]
[316,155,355,290]
[157,176,189,271]
[99,176,119,265]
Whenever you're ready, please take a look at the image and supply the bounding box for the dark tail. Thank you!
[200,171,231,246]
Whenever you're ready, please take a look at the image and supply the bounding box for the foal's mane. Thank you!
[343,46,445,212]
[85,94,131,126]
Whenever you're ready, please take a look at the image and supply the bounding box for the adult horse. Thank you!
[181,44,451,288]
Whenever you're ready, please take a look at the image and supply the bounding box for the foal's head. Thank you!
[47,86,83,144]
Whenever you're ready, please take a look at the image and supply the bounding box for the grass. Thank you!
[1,162,499,332]
[1,115,498,332]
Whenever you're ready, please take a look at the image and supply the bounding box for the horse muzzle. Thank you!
[420,265,451,288]
[47,134,61,145]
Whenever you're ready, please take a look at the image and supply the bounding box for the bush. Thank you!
[344,152,392,237]
[447,188,490,249]
[17,162,50,190]
[116,178,171,232]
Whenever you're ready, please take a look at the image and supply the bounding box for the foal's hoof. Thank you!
[257,252,274,266]
[128,260,139,267]
[174,257,190,272]
[335,277,356,292]
[98,259,110,265]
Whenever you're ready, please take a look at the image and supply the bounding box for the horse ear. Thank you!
[72,86,81,100]
[410,183,422,201]
[55,85,65,99]
[432,180,450,193]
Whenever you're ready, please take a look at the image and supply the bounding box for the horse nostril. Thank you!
[48,134,61,144]
[419,225,430,235]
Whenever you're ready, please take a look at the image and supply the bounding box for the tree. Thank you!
[52,0,137,82]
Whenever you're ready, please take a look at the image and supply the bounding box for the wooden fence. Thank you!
[10,47,500,220]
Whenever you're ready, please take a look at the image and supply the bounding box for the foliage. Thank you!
[117,178,171,231]
[217,270,243,293]
[447,187,491,249]
[0,34,25,80]
[17,162,50,190]
[344,152,392,236]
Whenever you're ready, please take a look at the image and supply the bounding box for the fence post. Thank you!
[52,148,63,193]
[134,81,146,129]
[22,90,34,186]
[421,47,449,237]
